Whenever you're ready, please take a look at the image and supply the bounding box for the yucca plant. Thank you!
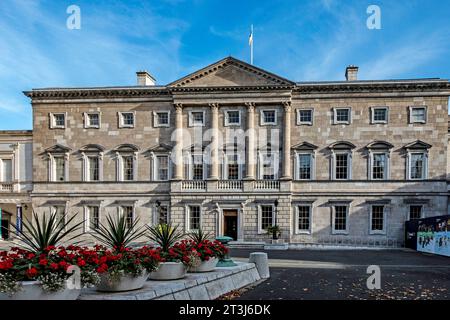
[92,213,147,250]
[146,223,183,252]
[11,210,84,253]
[187,228,212,244]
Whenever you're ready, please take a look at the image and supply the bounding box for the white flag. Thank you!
[248,30,253,46]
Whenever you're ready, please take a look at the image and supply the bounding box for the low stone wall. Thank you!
[79,262,260,300]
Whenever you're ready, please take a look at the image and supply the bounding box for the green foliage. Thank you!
[187,228,212,244]
[146,223,184,252]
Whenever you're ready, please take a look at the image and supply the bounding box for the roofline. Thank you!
[0,130,33,136]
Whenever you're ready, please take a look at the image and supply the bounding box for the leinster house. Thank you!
[18,57,450,247]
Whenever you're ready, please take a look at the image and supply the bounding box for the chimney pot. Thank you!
[345,65,359,81]
[136,71,156,86]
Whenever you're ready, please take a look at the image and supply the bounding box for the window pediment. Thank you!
[403,140,431,150]
[292,142,318,151]
[146,143,173,153]
[80,144,105,153]
[328,141,356,150]
[113,144,139,152]
[366,141,394,150]
[45,144,71,154]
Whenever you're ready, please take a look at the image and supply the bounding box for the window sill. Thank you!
[295,230,312,235]
[331,231,349,235]
[369,231,386,235]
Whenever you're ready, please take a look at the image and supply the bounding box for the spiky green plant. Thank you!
[11,211,84,253]
[187,228,212,244]
[146,223,183,252]
[91,213,147,250]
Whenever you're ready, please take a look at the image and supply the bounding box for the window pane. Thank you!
[192,112,204,124]
[373,108,387,122]
[262,153,275,180]
[123,156,134,180]
[298,154,311,179]
[189,206,201,230]
[88,114,99,126]
[157,156,169,180]
[227,154,239,180]
[123,206,134,229]
[158,205,169,225]
[372,153,386,180]
[88,156,99,181]
[227,111,240,124]
[54,206,65,229]
[299,110,312,123]
[89,206,100,230]
[157,112,169,125]
[334,206,347,231]
[410,153,424,179]
[371,205,384,231]
[263,111,275,123]
[261,205,273,230]
[2,159,12,182]
[335,154,348,180]
[412,108,425,122]
[54,114,65,126]
[298,206,310,231]
[122,113,134,125]
[54,157,65,181]
[336,109,349,122]
[409,205,422,220]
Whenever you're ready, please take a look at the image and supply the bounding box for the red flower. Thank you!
[96,263,108,273]
[77,259,86,267]
[59,261,69,270]
[39,258,48,266]
[26,267,38,278]
[50,262,59,270]
[26,253,36,259]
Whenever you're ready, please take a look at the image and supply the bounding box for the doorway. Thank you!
[223,209,238,240]
[1,220,9,240]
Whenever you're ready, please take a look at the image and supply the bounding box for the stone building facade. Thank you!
[24,57,450,246]
[0,131,33,241]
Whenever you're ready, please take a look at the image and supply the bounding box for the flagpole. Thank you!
[250,24,254,65]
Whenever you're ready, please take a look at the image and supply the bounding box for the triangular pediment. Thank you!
[146,143,173,153]
[169,57,294,87]
[403,140,432,150]
[45,144,71,153]
[292,142,318,151]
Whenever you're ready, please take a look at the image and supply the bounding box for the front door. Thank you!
[223,210,238,240]
[1,220,9,240]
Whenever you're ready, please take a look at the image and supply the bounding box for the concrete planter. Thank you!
[188,257,218,273]
[96,271,149,292]
[0,281,80,300]
[149,262,187,280]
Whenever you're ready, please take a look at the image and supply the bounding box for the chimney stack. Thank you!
[136,71,156,86]
[345,65,359,81]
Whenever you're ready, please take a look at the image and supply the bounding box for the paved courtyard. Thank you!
[230,249,450,300]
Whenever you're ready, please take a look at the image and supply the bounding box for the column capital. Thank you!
[209,103,219,111]
[175,103,183,112]
[245,102,256,111]
[282,101,292,111]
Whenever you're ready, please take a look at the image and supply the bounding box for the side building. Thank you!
[24,57,450,247]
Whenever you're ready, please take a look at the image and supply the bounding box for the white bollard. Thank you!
[249,252,270,279]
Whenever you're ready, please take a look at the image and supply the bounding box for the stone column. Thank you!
[281,101,292,180]
[245,103,256,180]
[209,103,219,180]
[173,103,184,180]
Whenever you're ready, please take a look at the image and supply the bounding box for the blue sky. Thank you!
[0,0,449,130]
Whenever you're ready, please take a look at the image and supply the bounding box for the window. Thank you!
[1,159,13,182]
[297,154,312,180]
[225,110,241,126]
[259,205,274,232]
[371,107,388,124]
[260,153,277,180]
[409,205,423,220]
[334,108,351,124]
[372,153,387,180]
[156,155,169,181]
[50,113,66,129]
[409,153,427,180]
[88,206,100,230]
[261,110,277,125]
[122,206,134,229]
[52,206,66,229]
[409,107,427,123]
[85,113,100,128]
[370,205,385,233]
[296,205,311,233]
[297,109,313,125]
[158,205,169,225]
[154,111,170,127]
[189,111,205,127]
[54,156,66,182]
[226,154,240,180]
[191,154,204,180]
[122,156,134,181]
[335,153,350,180]
[333,205,348,233]
[87,156,99,181]
[188,206,201,231]
[119,112,135,128]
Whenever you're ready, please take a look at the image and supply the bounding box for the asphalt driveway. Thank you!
[229,249,450,300]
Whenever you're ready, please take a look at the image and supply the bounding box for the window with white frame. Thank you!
[190,154,204,180]
[154,111,170,127]
[121,206,134,229]
[333,108,351,124]
[53,156,66,182]
[84,113,100,128]
[334,153,350,180]
[297,154,313,180]
[261,110,277,125]
[297,109,313,125]
[409,106,427,124]
[371,153,388,180]
[259,205,274,232]
[87,206,100,231]
[119,112,135,128]
[157,205,169,225]
[188,111,205,127]
[225,110,241,126]
[225,154,240,180]
[50,113,66,129]
[332,205,348,233]
[87,156,100,181]
[188,205,201,231]
[409,205,423,220]
[408,152,427,180]
[122,155,134,181]
[296,205,311,233]
[155,155,170,181]
[0,159,13,182]
[259,152,278,180]
[371,107,388,124]
[370,205,385,234]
